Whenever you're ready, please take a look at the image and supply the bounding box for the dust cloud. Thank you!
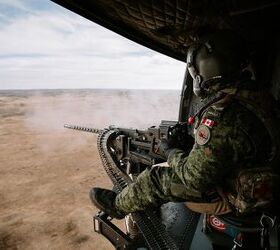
[0,89,180,250]
[24,89,180,130]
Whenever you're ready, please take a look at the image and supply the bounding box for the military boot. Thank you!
[89,187,125,219]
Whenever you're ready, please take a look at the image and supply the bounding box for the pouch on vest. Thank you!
[227,167,279,214]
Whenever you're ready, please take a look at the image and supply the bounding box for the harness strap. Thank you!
[186,188,232,215]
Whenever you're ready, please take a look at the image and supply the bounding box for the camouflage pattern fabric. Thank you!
[115,92,273,214]
[227,167,279,214]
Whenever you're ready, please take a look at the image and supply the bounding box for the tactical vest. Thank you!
[186,90,280,215]
[227,93,280,214]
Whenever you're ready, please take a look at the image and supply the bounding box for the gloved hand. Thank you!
[167,123,194,152]
[158,138,173,158]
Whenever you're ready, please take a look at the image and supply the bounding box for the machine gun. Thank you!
[64,121,198,250]
[64,120,192,175]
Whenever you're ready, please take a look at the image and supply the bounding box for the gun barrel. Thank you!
[64,124,102,134]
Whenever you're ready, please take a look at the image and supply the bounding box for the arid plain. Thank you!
[0,89,179,250]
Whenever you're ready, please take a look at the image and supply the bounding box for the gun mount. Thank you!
[65,121,199,250]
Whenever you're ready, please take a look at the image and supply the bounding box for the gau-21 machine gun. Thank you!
[64,121,198,250]
[64,121,191,168]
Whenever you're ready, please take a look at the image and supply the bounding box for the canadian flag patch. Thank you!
[202,118,216,128]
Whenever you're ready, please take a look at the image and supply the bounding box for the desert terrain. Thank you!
[0,89,179,250]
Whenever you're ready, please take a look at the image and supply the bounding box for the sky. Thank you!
[0,0,186,90]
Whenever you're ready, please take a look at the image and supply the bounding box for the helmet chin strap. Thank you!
[194,76,223,98]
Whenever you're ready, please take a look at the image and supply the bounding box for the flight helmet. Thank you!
[187,31,249,98]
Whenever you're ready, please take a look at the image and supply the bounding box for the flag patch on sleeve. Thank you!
[202,118,216,128]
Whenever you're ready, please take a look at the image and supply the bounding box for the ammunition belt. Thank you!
[97,129,179,250]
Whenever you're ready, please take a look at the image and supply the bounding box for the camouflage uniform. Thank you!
[115,91,273,214]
